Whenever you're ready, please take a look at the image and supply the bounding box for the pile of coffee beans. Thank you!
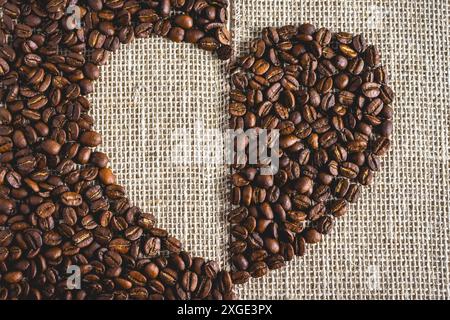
[0,0,235,300]
[228,24,393,283]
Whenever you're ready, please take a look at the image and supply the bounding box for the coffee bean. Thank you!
[36,202,56,219]
[159,268,178,286]
[231,270,250,284]
[72,230,93,248]
[216,27,231,46]
[248,261,268,278]
[198,37,220,52]
[361,82,381,98]
[174,15,194,29]
[83,63,100,80]
[339,162,360,179]
[184,29,205,43]
[0,198,15,215]
[98,168,116,185]
[3,271,23,284]
[203,261,219,278]
[40,139,61,155]
[194,276,212,299]
[143,237,161,256]
[164,236,181,253]
[80,131,102,147]
[228,206,248,224]
[229,102,246,117]
[0,230,13,247]
[168,27,185,43]
[109,238,131,254]
[293,176,313,194]
[61,192,82,207]
[304,228,322,244]
[181,270,198,292]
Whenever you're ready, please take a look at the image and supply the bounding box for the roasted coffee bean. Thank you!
[174,15,194,30]
[345,183,361,203]
[60,192,82,207]
[124,226,143,241]
[36,202,56,219]
[40,139,61,155]
[339,162,360,179]
[228,206,248,223]
[159,268,178,286]
[108,238,131,254]
[229,240,247,254]
[72,230,93,248]
[0,198,15,215]
[231,270,250,284]
[194,276,212,299]
[143,237,161,256]
[3,271,23,284]
[80,131,102,147]
[164,236,181,253]
[181,270,198,292]
[248,261,268,278]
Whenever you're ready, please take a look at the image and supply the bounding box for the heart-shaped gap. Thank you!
[90,37,230,268]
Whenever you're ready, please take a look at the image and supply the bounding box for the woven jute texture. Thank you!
[91,0,450,299]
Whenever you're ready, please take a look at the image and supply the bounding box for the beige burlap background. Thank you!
[91,0,450,299]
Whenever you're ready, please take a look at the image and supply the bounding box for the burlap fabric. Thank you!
[91,0,450,299]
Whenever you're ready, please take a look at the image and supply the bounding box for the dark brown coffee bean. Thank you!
[72,230,93,248]
[36,202,56,219]
[248,261,268,278]
[143,237,161,256]
[198,37,219,52]
[40,139,61,155]
[164,236,181,253]
[181,270,198,292]
[194,276,212,299]
[231,270,250,284]
[372,137,391,156]
[109,238,131,254]
[174,15,194,29]
[159,268,178,286]
[231,225,248,240]
[228,206,248,224]
[0,230,13,247]
[203,261,219,278]
[229,102,246,117]
[345,184,361,203]
[361,82,381,98]
[185,29,205,43]
[61,192,82,207]
[0,198,14,215]
[229,240,247,254]
[339,162,360,179]
[3,271,23,284]
[304,228,322,244]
